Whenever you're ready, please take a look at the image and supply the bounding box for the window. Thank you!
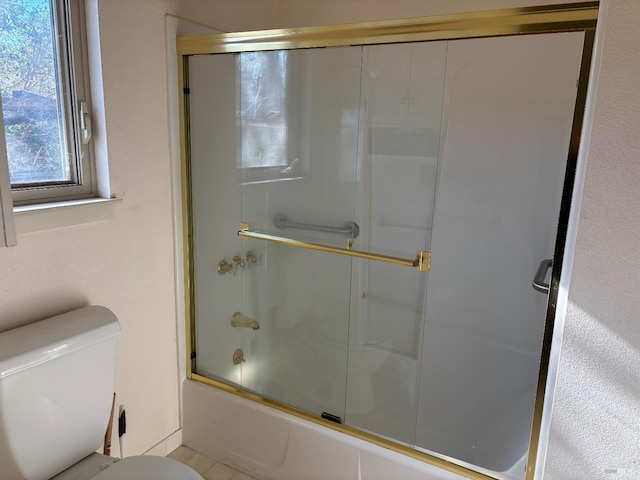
[239,51,289,169]
[238,50,304,184]
[0,0,94,206]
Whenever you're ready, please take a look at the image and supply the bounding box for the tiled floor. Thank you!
[168,446,257,480]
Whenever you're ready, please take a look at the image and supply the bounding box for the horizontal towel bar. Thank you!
[274,214,360,238]
[238,223,430,272]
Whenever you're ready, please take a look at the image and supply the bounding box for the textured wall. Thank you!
[544,1,640,478]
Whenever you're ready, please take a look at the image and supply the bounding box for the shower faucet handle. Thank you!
[231,255,245,275]
[244,251,257,265]
[217,259,233,275]
[218,253,256,276]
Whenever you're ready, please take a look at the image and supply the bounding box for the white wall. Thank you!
[0,0,277,459]
[274,0,586,27]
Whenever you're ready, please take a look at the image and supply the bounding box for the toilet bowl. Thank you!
[0,306,202,480]
[52,454,202,480]
[93,456,202,480]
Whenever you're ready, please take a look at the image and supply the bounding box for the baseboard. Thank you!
[143,429,183,457]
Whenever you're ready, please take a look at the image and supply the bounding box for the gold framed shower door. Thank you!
[177,3,599,479]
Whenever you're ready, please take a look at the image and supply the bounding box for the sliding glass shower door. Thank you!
[237,46,364,419]
[185,26,586,479]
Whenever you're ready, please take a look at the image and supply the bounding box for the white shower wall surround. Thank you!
[186,28,584,480]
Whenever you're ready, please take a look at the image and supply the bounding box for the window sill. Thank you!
[13,197,122,234]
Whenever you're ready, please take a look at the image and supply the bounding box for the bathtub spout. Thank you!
[231,312,260,330]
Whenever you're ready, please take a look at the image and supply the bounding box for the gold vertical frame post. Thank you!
[177,4,599,480]
[178,53,196,378]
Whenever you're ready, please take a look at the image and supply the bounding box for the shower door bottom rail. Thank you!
[238,223,430,272]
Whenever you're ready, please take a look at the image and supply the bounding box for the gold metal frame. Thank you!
[177,2,597,54]
[178,3,599,479]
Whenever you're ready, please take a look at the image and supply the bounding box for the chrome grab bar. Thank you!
[273,214,360,239]
[238,223,430,272]
[532,259,552,294]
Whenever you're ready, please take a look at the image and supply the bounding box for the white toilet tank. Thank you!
[0,306,121,480]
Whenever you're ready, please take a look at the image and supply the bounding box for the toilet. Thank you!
[0,306,202,480]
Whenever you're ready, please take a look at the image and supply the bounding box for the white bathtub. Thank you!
[182,379,468,480]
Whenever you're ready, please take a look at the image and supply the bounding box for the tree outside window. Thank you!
[0,0,71,185]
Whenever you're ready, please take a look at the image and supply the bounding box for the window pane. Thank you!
[0,0,71,185]
[238,51,289,168]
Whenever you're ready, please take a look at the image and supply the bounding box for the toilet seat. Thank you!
[92,456,204,480]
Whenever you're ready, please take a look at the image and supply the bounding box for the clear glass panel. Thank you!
[239,46,364,419]
[239,47,363,249]
[189,53,243,386]
[0,0,71,185]
[344,41,447,445]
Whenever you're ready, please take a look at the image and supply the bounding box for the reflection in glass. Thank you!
[238,51,289,169]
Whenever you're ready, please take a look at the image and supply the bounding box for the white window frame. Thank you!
[0,98,17,247]
[5,0,96,207]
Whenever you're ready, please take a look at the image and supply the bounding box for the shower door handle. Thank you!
[532,259,552,294]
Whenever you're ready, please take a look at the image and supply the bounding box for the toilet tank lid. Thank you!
[0,306,121,379]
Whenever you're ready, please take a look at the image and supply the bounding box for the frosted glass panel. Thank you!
[239,46,364,419]
[189,54,243,386]
[344,41,446,445]
[240,47,363,248]
[416,32,584,473]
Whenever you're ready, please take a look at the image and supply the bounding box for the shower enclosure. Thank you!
[179,5,597,480]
